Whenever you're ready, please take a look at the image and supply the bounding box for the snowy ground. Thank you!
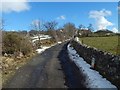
[36,46,51,54]
[57,41,62,44]
[36,42,62,54]
[31,34,51,43]
[35,35,67,54]
[67,44,117,89]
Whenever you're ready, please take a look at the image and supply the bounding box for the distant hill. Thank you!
[95,29,113,34]
[91,29,116,37]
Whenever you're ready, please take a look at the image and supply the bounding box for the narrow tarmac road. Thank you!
[3,41,86,88]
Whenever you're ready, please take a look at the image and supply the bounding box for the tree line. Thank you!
[1,19,94,56]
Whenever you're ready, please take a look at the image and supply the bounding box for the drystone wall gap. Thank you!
[70,40,120,89]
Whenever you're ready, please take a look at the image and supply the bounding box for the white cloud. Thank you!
[112,27,118,33]
[0,0,30,13]
[89,9,113,30]
[57,15,66,20]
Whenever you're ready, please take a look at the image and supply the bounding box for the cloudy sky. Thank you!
[1,1,119,32]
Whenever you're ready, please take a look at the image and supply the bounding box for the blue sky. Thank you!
[2,2,118,32]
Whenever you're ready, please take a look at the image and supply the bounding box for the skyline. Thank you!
[1,2,119,32]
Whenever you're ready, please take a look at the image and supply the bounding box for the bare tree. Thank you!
[0,18,4,57]
[44,21,58,42]
[87,23,94,32]
[44,21,58,31]
[63,22,76,39]
[78,24,84,30]
[31,19,44,48]
[58,29,65,42]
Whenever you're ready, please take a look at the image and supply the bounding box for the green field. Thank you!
[80,36,119,55]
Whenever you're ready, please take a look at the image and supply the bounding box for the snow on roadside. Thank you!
[36,46,50,54]
[67,44,117,89]
[36,42,62,54]
[57,41,62,44]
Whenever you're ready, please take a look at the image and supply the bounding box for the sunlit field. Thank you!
[80,36,119,55]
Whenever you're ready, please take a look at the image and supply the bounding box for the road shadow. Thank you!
[57,42,88,89]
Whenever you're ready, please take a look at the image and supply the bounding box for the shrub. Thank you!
[3,32,33,56]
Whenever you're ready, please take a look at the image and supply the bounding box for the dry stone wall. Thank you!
[70,40,120,88]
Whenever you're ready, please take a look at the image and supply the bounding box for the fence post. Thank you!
[91,57,95,68]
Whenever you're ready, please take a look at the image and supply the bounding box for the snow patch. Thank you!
[67,44,117,88]
[57,41,62,44]
[31,34,51,43]
[36,46,50,54]
[36,42,59,54]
